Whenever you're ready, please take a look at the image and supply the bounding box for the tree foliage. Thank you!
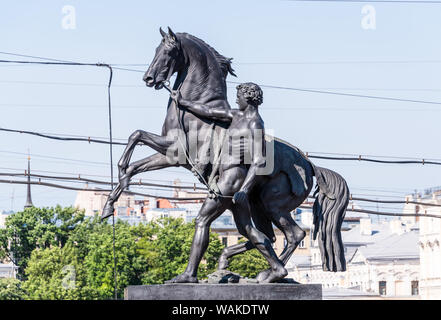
[0,206,84,280]
[0,206,268,299]
[0,278,27,300]
[228,242,269,278]
[136,217,223,284]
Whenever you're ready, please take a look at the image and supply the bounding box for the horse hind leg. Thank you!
[256,172,309,281]
[274,211,306,265]
[217,200,274,270]
[254,208,306,282]
[218,241,254,270]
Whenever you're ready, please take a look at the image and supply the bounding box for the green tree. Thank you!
[136,217,223,284]
[0,278,27,300]
[228,242,269,278]
[24,216,146,300]
[23,245,100,300]
[80,218,145,299]
[0,206,84,280]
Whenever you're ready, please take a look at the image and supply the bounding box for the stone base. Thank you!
[125,283,322,300]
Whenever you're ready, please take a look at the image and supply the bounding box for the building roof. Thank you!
[358,230,419,261]
[342,222,393,246]
[286,255,311,269]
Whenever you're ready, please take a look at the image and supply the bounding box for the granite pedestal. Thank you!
[125,283,322,300]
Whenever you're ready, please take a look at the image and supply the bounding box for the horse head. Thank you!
[143,27,184,90]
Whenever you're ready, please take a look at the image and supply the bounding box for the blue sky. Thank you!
[0,0,440,212]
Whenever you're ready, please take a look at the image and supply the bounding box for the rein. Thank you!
[161,81,232,199]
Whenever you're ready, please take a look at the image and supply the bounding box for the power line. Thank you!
[1,171,439,208]
[4,102,441,113]
[0,166,205,188]
[307,154,441,165]
[0,55,119,300]
[2,127,441,166]
[0,172,206,191]
[2,178,438,218]
[227,81,441,106]
[0,179,205,201]
[1,53,441,106]
[298,205,441,219]
[308,151,441,162]
[3,80,441,93]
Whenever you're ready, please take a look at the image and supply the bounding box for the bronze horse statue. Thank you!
[102,27,349,283]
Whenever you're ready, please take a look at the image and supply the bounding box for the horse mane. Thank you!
[179,33,237,79]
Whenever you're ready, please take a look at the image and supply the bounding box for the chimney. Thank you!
[360,218,372,236]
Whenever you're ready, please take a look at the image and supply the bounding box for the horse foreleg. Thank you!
[101,152,178,220]
[118,129,174,181]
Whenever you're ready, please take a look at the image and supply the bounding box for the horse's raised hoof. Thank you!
[165,273,198,284]
[256,267,287,283]
[101,203,114,220]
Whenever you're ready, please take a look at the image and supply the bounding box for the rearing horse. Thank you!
[102,27,350,283]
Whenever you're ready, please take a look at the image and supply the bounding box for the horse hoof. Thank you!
[256,269,271,282]
[257,267,288,283]
[165,273,198,284]
[101,203,114,220]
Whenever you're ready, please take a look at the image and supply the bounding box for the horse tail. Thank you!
[311,165,349,272]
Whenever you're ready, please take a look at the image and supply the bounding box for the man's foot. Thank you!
[256,266,287,283]
[165,273,198,284]
[101,202,114,220]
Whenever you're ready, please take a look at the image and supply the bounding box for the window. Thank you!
[379,281,387,295]
[222,237,228,247]
[411,281,419,296]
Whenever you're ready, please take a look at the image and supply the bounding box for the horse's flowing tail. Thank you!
[312,166,349,272]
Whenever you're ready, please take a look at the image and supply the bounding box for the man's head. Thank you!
[236,82,263,110]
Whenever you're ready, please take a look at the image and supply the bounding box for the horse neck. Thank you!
[178,40,228,104]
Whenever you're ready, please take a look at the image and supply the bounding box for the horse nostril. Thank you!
[144,76,154,85]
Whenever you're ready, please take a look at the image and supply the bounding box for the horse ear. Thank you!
[167,26,177,41]
[159,27,166,38]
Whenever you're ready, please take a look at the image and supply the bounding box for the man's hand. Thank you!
[233,190,249,208]
[170,89,181,105]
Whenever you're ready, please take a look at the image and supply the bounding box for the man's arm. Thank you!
[239,121,266,194]
[171,90,233,123]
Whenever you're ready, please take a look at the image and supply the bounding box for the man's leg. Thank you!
[167,166,246,283]
[166,195,230,283]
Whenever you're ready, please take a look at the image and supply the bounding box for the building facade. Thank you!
[287,218,421,299]
[405,189,441,299]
